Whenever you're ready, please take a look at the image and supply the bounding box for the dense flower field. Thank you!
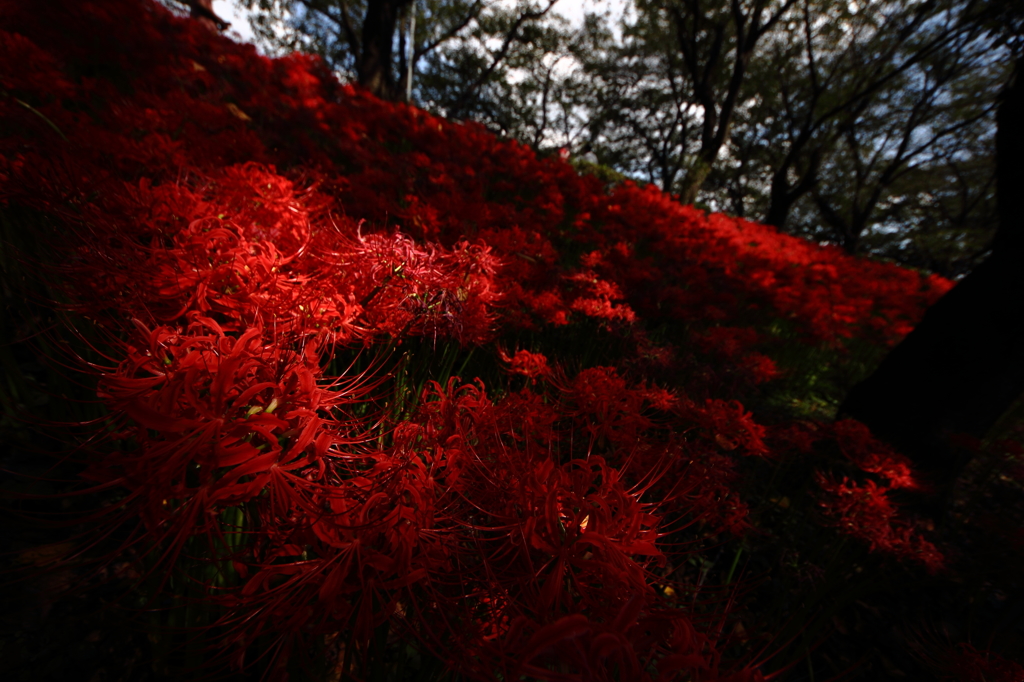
[4,1,1015,680]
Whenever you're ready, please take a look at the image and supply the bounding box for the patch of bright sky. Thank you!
[552,0,628,29]
[216,0,629,50]
[215,1,256,44]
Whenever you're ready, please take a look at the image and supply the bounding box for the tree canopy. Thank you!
[237,0,1009,279]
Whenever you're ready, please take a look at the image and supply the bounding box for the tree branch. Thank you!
[451,0,562,114]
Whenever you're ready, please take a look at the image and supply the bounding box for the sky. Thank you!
[213,1,255,44]
[213,0,628,49]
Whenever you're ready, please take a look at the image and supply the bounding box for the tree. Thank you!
[578,0,800,201]
[238,0,1002,277]
[666,0,799,204]
[576,9,696,190]
[700,0,1004,252]
[161,1,231,31]
[564,0,1003,274]
[242,0,561,101]
[805,2,1003,254]
[413,0,573,125]
[838,46,1023,514]
[357,0,414,98]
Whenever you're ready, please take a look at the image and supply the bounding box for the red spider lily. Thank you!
[565,270,638,327]
[681,399,770,458]
[940,643,1024,682]
[391,377,754,681]
[677,458,751,536]
[831,419,922,490]
[694,326,761,360]
[2,0,950,354]
[91,316,380,580]
[41,163,503,348]
[499,348,553,381]
[1,1,967,678]
[315,230,504,345]
[815,474,944,573]
[562,366,655,448]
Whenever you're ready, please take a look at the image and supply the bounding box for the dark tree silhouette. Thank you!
[185,0,230,31]
[839,54,1024,513]
[357,0,413,98]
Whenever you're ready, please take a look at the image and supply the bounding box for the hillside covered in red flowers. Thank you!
[7,2,1018,681]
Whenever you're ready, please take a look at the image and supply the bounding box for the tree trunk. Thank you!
[358,0,413,100]
[763,192,795,230]
[838,57,1024,511]
[763,147,819,229]
[186,0,229,32]
[678,159,712,206]
[992,59,1024,254]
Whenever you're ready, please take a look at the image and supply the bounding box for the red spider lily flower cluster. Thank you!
[693,327,780,386]
[803,421,944,572]
[0,0,951,354]
[815,476,944,573]
[0,0,952,678]
[763,419,943,571]
[499,348,553,381]
[940,643,1024,682]
[393,376,767,681]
